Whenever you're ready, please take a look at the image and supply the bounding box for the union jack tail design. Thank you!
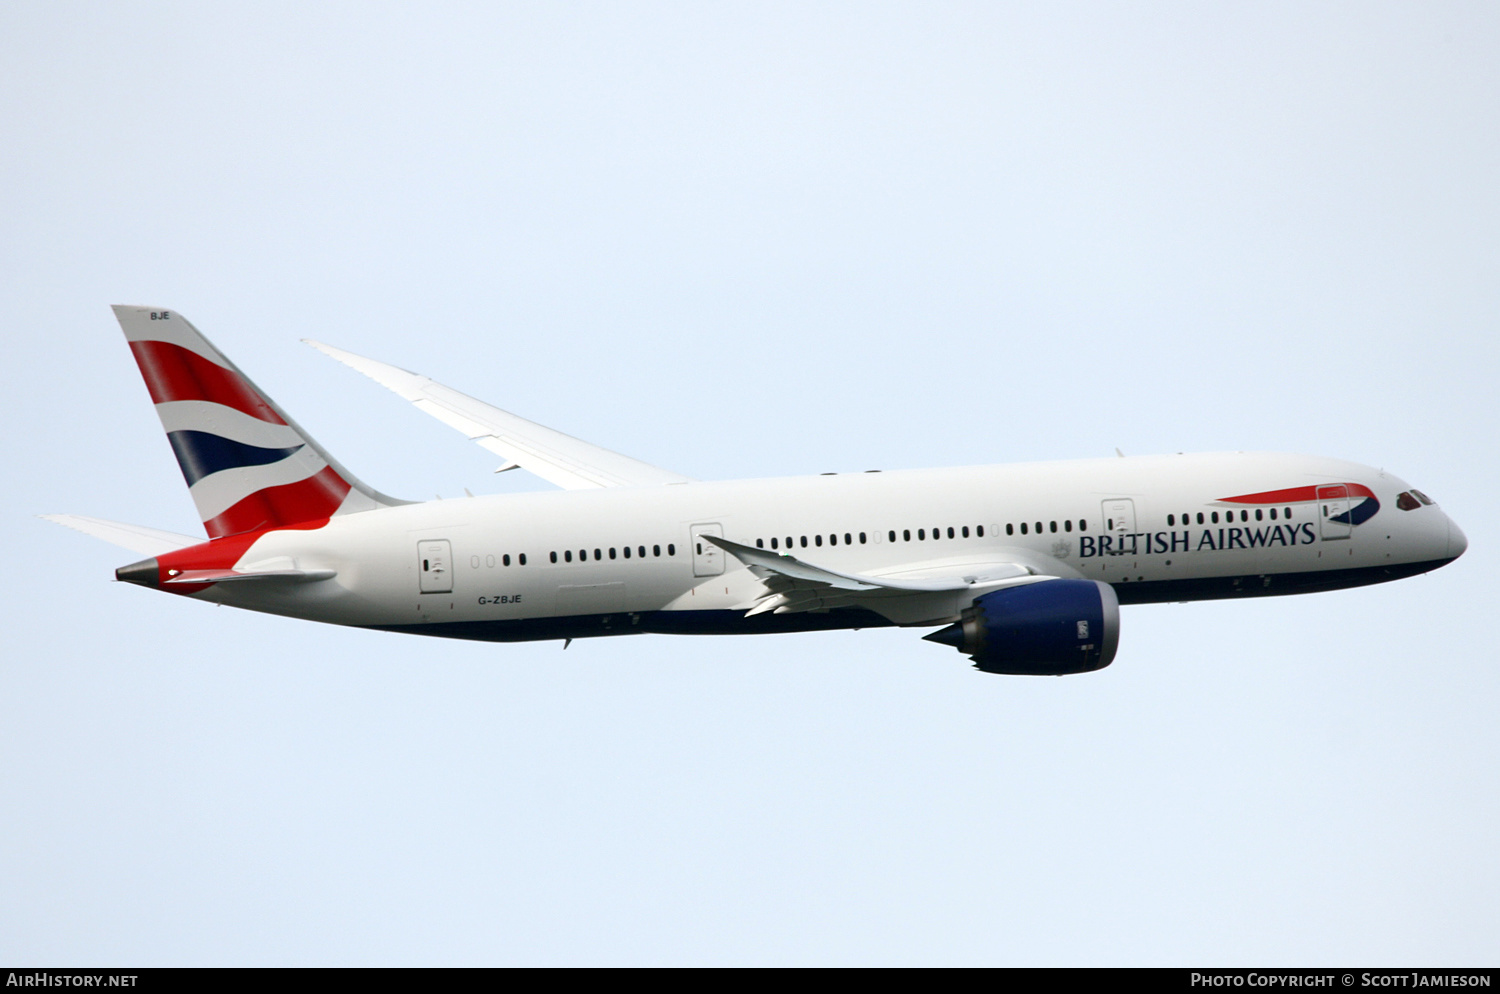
[114,305,404,539]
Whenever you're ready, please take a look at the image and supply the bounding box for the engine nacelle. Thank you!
[924,579,1120,675]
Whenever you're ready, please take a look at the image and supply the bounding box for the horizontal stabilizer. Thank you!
[40,514,199,556]
[305,339,694,490]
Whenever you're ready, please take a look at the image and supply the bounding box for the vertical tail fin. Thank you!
[113,305,406,539]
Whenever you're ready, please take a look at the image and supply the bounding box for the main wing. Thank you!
[305,340,695,490]
[705,535,1066,622]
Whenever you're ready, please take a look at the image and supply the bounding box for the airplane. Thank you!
[43,305,1468,676]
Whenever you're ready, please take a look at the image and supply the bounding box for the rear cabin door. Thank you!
[418,539,454,593]
[1101,499,1136,555]
[690,523,725,577]
[1318,485,1351,541]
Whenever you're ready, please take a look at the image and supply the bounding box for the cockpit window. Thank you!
[1412,489,1435,506]
[1396,491,1422,511]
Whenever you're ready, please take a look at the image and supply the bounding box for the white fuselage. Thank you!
[180,451,1463,642]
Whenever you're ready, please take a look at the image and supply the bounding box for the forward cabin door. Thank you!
[690,523,725,577]
[418,539,453,593]
[1318,485,1351,541]
[1101,499,1136,556]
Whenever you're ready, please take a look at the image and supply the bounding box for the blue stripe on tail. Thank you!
[166,430,305,486]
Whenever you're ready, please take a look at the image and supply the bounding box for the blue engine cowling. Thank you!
[924,579,1120,675]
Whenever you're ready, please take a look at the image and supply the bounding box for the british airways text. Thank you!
[1079,523,1317,558]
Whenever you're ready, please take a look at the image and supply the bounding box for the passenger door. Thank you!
[690,523,725,577]
[418,539,453,593]
[1318,486,1351,540]
[1101,499,1135,555]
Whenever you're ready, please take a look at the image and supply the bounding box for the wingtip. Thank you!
[305,338,422,378]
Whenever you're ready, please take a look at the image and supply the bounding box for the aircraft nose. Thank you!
[1447,517,1468,560]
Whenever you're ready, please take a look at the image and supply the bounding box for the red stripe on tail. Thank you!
[129,340,287,424]
[202,465,351,539]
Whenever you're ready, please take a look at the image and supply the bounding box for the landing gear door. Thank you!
[690,523,725,577]
[418,539,454,593]
[1101,499,1135,555]
[1318,486,1351,541]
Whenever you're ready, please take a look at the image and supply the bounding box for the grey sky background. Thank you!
[2,1,1496,965]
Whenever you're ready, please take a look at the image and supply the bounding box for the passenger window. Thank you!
[918,529,925,540]
[962,526,970,538]
[815,535,823,547]
[1049,521,1057,533]
[1255,509,1263,521]
[1284,507,1292,518]
[668,544,676,556]
[947,527,955,538]
[845,533,852,545]
[1035,522,1042,534]
[903,530,911,542]
[1064,520,1072,533]
[1197,513,1205,525]
[550,551,558,563]
[1007,524,1015,535]
[1269,508,1278,520]
[1168,514,1175,526]
[859,532,866,544]
[594,549,602,560]
[801,536,808,548]
[1077,520,1085,532]
[888,530,896,542]
[654,545,661,557]
[770,537,778,550]
[623,546,631,559]
[639,546,646,558]
[977,525,985,537]
[564,550,573,562]
[1020,523,1028,535]
[519,554,526,566]
[757,538,764,548]
[503,554,511,566]
[1211,512,1219,524]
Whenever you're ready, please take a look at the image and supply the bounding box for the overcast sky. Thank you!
[2,1,1497,965]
